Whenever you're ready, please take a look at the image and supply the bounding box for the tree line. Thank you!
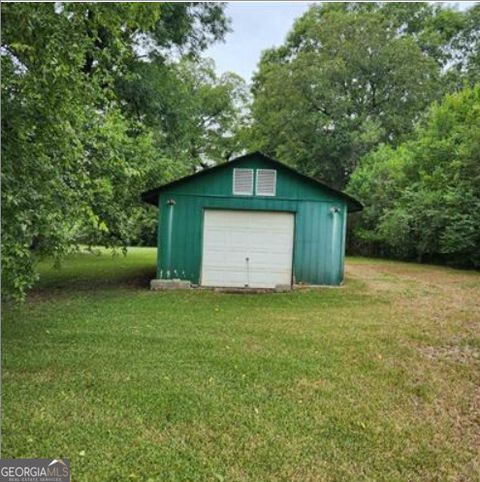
[2,2,479,299]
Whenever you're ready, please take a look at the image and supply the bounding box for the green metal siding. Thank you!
[156,155,348,286]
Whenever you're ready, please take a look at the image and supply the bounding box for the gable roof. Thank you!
[141,152,363,212]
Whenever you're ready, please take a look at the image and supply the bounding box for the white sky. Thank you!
[205,1,477,83]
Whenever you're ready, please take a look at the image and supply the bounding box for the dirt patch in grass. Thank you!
[347,261,480,324]
[418,344,480,363]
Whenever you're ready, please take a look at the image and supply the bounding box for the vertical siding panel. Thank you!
[193,197,202,282]
[319,203,327,285]
[339,205,347,283]
[304,203,313,282]
[311,203,317,282]
[298,204,306,282]
[176,200,185,279]
[299,205,306,283]
[157,196,163,278]
[311,202,317,283]
[313,203,321,283]
[328,203,334,285]
[317,205,322,282]
[324,203,332,285]
[293,205,302,283]
[320,204,327,283]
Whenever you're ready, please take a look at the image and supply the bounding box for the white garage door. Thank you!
[201,210,294,289]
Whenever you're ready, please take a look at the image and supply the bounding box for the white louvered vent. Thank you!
[233,168,254,195]
[256,169,277,196]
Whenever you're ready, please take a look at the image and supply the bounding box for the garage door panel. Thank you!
[202,270,248,288]
[201,210,294,288]
[249,233,292,249]
[248,256,292,267]
[203,250,245,267]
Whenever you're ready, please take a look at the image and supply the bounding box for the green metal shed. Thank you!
[142,152,362,289]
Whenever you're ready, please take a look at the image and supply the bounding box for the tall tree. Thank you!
[248,2,468,188]
[449,4,480,84]
[117,57,249,169]
[113,57,249,246]
[1,2,231,299]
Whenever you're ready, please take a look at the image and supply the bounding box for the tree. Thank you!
[248,2,468,189]
[117,57,249,169]
[1,2,232,299]
[113,57,249,246]
[347,85,480,267]
[449,4,480,85]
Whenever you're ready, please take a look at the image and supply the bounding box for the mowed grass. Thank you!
[3,248,480,481]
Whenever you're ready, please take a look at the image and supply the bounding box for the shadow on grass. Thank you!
[29,248,157,299]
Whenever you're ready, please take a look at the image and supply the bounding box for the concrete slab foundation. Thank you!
[213,284,292,294]
[150,279,191,290]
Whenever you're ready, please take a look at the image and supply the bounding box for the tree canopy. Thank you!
[1,2,244,299]
[248,2,476,188]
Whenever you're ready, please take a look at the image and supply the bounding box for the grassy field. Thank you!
[2,248,480,481]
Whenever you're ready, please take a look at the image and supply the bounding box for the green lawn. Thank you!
[3,248,480,481]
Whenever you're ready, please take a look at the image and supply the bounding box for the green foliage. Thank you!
[1,2,238,299]
[117,57,249,167]
[449,4,480,85]
[248,2,471,188]
[348,85,480,267]
[113,57,248,247]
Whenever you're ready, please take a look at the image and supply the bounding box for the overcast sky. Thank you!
[205,1,476,83]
